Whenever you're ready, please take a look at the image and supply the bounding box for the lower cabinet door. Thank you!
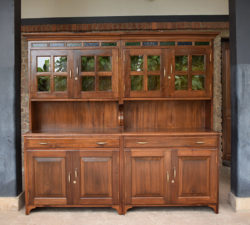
[26,150,69,206]
[74,150,119,205]
[125,149,171,205]
[172,149,218,204]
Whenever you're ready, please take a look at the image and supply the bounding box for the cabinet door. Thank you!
[30,50,73,99]
[124,149,171,205]
[74,49,118,99]
[26,151,69,206]
[169,49,212,98]
[124,49,164,98]
[73,150,119,205]
[172,149,218,204]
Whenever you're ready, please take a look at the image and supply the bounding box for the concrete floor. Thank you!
[0,166,250,225]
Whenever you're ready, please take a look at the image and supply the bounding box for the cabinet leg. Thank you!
[112,205,123,215]
[25,206,36,215]
[123,205,132,214]
[208,204,218,214]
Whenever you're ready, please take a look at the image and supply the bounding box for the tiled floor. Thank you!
[1,166,250,225]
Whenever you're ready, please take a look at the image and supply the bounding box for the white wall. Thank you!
[21,0,229,18]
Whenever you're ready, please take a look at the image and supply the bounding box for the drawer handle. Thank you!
[136,142,148,145]
[196,141,205,144]
[39,142,48,145]
[96,142,107,145]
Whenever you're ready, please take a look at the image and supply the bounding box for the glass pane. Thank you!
[37,57,50,72]
[148,56,160,71]
[160,41,175,46]
[195,42,210,46]
[37,76,50,92]
[67,42,82,47]
[84,42,99,47]
[175,56,188,72]
[82,76,95,91]
[142,41,158,46]
[177,42,192,46]
[148,75,160,91]
[101,42,117,47]
[99,76,112,91]
[54,56,67,72]
[125,42,140,46]
[54,76,67,91]
[175,75,188,90]
[98,56,112,71]
[192,55,205,71]
[81,56,95,72]
[131,55,143,72]
[131,75,143,91]
[192,75,205,90]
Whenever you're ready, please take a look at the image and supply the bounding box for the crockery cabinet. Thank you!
[24,32,220,214]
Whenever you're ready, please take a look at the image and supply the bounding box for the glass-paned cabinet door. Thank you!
[124,49,163,98]
[169,49,212,98]
[30,50,72,99]
[74,49,118,99]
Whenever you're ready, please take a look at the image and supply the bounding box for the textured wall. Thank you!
[0,0,21,196]
[21,0,229,18]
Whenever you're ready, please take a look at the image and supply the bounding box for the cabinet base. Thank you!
[124,204,219,214]
[25,205,122,215]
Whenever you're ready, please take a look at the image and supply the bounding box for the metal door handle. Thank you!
[164,68,166,77]
[96,142,107,145]
[74,168,78,178]
[196,141,205,144]
[170,64,173,74]
[68,173,71,183]
[136,142,148,145]
[166,171,170,182]
[39,143,48,145]
[70,69,72,78]
[173,167,176,179]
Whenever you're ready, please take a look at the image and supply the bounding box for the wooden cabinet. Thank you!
[124,149,171,206]
[172,149,218,211]
[24,33,220,215]
[25,147,120,214]
[26,150,68,207]
[30,45,118,99]
[123,143,219,213]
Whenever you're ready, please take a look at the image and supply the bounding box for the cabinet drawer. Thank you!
[25,137,120,149]
[124,136,218,148]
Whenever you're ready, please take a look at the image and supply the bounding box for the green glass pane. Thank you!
[175,75,188,90]
[160,41,175,46]
[148,56,160,71]
[175,56,188,72]
[125,42,141,46]
[101,42,117,47]
[81,56,95,72]
[192,55,205,71]
[148,75,160,91]
[131,55,143,71]
[54,76,67,91]
[192,75,205,90]
[99,76,112,91]
[195,42,210,46]
[131,75,143,91]
[54,56,67,72]
[98,56,111,71]
[37,76,50,92]
[82,76,95,91]
[37,57,50,72]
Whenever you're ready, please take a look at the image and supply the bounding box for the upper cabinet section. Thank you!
[28,33,215,100]
[122,39,213,99]
[29,41,119,100]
